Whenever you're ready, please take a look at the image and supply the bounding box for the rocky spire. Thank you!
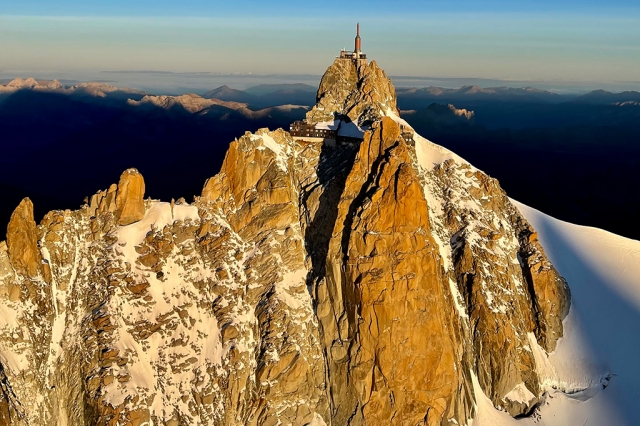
[305,55,399,127]
[0,54,572,426]
[6,198,42,279]
[115,168,146,226]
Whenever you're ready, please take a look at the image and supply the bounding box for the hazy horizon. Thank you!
[3,69,640,96]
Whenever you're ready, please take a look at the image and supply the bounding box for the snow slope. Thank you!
[472,201,640,425]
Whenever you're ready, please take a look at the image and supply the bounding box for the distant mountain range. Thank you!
[567,89,640,104]
[5,77,639,109]
[1,77,640,241]
[200,82,640,112]
[393,86,640,129]
[0,78,310,230]
[396,85,566,105]
[202,85,257,104]
[203,83,317,108]
[396,85,640,107]
[243,83,316,96]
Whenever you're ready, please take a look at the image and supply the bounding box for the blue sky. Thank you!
[4,0,640,17]
[1,0,639,85]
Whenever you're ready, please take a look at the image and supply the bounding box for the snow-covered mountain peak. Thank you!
[0,56,636,426]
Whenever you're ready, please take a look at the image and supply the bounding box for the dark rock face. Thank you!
[0,58,570,426]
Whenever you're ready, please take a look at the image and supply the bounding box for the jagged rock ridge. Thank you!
[0,57,570,425]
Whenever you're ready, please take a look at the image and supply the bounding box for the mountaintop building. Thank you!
[289,119,366,147]
[290,24,370,147]
[339,23,367,62]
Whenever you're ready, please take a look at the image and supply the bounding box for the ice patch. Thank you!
[413,132,464,171]
[384,107,413,129]
[275,268,309,310]
[259,133,283,157]
[503,383,536,406]
[315,120,339,131]
[251,133,290,172]
[114,202,199,264]
[0,303,19,330]
[448,278,468,319]
[337,120,366,138]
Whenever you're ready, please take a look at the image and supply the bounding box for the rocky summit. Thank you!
[305,58,398,127]
[0,56,570,426]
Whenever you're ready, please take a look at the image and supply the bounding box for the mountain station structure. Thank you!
[339,23,367,62]
[290,24,368,147]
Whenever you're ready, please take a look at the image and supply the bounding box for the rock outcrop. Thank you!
[306,58,399,127]
[6,198,42,280]
[115,168,146,226]
[0,56,570,426]
[429,158,569,416]
[306,117,469,425]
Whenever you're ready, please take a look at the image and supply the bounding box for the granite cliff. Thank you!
[0,57,570,425]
